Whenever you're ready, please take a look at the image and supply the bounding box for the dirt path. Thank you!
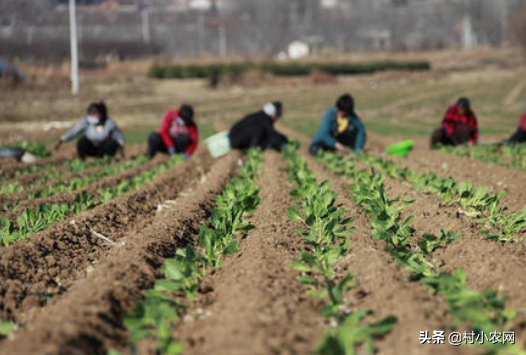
[0,148,213,323]
[0,151,240,355]
[300,150,474,355]
[177,151,325,355]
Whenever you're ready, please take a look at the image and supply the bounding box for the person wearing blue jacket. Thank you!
[309,94,366,155]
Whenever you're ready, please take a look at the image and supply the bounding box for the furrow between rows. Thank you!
[0,151,241,355]
[0,148,214,324]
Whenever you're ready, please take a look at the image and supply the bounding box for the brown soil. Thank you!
[380,175,526,322]
[0,154,164,217]
[368,135,526,212]
[0,147,214,324]
[0,144,145,188]
[0,150,241,355]
[276,130,504,355]
[300,150,475,355]
[0,150,72,181]
[0,149,146,209]
[176,151,325,355]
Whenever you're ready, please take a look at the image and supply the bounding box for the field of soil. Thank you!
[0,49,524,355]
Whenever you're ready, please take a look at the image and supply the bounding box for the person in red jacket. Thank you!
[147,104,198,159]
[431,97,479,148]
[507,106,526,144]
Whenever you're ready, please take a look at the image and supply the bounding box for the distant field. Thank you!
[1,48,524,145]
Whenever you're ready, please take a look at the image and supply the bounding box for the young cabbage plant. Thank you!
[317,310,397,355]
[123,149,263,355]
[284,145,397,354]
[318,151,523,355]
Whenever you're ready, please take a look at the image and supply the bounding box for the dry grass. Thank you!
[1,48,524,145]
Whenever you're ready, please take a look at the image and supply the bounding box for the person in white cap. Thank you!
[228,101,288,151]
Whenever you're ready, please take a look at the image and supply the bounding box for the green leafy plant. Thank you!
[0,321,15,337]
[283,145,396,353]
[317,311,397,355]
[1,156,184,248]
[318,151,524,355]
[124,289,184,355]
[0,182,22,194]
[24,156,148,199]
[441,144,526,171]
[0,141,51,158]
[344,151,526,248]
[123,149,263,354]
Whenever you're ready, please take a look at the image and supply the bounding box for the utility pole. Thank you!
[218,23,227,57]
[141,8,151,43]
[27,26,34,45]
[197,14,205,56]
[69,0,79,95]
[500,0,509,46]
[462,13,475,50]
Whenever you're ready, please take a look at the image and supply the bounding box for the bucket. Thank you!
[205,131,231,158]
[385,140,414,157]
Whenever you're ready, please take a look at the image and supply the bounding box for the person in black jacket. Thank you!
[229,101,288,151]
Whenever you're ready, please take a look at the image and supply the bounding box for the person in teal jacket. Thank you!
[309,94,366,154]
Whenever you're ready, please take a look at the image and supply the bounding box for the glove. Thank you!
[167,146,176,155]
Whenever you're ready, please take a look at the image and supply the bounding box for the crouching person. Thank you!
[148,104,198,159]
[55,102,125,159]
[229,101,288,151]
[507,106,526,145]
[431,97,478,149]
[309,94,366,155]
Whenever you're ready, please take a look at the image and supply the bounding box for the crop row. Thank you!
[441,144,526,171]
[0,156,183,247]
[0,156,120,195]
[0,142,51,159]
[117,149,263,355]
[332,153,526,247]
[148,60,431,79]
[283,145,396,354]
[318,151,525,355]
[3,156,148,207]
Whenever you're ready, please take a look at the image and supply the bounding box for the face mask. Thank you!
[87,116,100,126]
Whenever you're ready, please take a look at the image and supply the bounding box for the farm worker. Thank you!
[147,104,198,159]
[430,97,479,148]
[506,106,526,144]
[309,94,366,155]
[229,101,288,151]
[55,102,125,160]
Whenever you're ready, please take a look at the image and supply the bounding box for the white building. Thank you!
[288,40,310,59]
